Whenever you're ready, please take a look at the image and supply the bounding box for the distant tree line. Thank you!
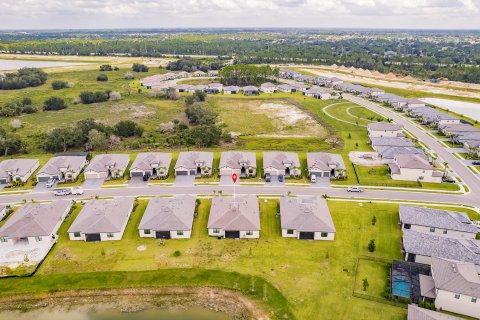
[219,64,279,86]
[166,58,224,72]
[0,68,47,90]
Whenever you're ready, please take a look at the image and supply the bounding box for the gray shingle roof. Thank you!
[408,304,463,320]
[407,107,458,122]
[219,151,256,170]
[400,205,478,234]
[395,154,433,170]
[85,154,130,173]
[263,152,300,170]
[280,196,335,233]
[0,159,39,179]
[439,123,479,134]
[223,86,240,91]
[130,153,172,171]
[431,257,480,298]
[207,195,260,231]
[368,122,404,132]
[371,137,415,148]
[0,201,71,238]
[402,230,480,265]
[243,86,259,91]
[38,156,86,176]
[377,146,424,160]
[138,196,196,232]
[306,152,345,171]
[419,275,436,299]
[175,152,213,170]
[68,197,134,234]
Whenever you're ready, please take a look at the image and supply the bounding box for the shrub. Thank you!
[97,74,108,82]
[51,80,68,90]
[21,97,32,106]
[0,68,48,90]
[22,105,37,114]
[109,91,122,101]
[362,278,369,291]
[43,97,67,111]
[124,72,134,80]
[79,91,109,104]
[172,250,181,257]
[368,239,376,252]
[371,216,377,226]
[115,120,144,137]
[99,64,113,72]
[132,63,149,72]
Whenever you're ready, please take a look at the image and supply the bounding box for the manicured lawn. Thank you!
[5,199,406,320]
[354,258,390,298]
[324,102,385,127]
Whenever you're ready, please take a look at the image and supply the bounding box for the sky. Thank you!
[0,0,479,30]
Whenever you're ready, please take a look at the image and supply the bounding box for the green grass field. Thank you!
[2,198,406,319]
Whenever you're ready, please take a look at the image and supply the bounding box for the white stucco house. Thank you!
[260,82,277,93]
[219,151,256,178]
[36,155,87,182]
[129,152,172,179]
[68,197,134,242]
[138,195,196,239]
[207,195,260,239]
[174,152,214,177]
[0,159,39,185]
[84,154,130,180]
[263,152,301,178]
[223,86,240,94]
[280,196,335,240]
[389,154,443,183]
[304,87,331,100]
[367,122,404,138]
[306,152,346,179]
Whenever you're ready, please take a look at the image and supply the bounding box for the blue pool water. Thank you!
[392,276,410,298]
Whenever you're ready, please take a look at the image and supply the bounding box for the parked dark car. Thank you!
[278,175,284,182]
[442,177,456,183]
[472,161,480,165]
[142,173,151,182]
[265,173,271,182]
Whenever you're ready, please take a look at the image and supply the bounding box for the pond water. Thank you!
[0,59,86,71]
[420,98,480,122]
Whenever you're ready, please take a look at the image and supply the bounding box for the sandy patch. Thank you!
[112,104,155,119]
[259,103,315,125]
[137,245,147,252]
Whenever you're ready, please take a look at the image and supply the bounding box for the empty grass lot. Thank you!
[2,198,407,320]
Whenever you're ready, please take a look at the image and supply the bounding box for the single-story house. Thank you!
[187,85,207,93]
[0,205,7,221]
[325,77,343,87]
[219,151,256,178]
[208,70,219,77]
[223,86,240,94]
[389,154,443,183]
[455,131,480,144]
[277,84,296,93]
[306,152,346,178]
[294,82,310,93]
[205,83,223,94]
[178,71,190,78]
[463,140,480,157]
[304,87,331,100]
[280,196,335,240]
[68,197,134,242]
[402,229,480,270]
[407,304,463,320]
[243,86,259,96]
[367,122,404,138]
[407,107,461,127]
[371,137,415,149]
[419,257,480,319]
[175,84,193,93]
[376,146,424,162]
[263,152,301,178]
[193,71,206,77]
[84,154,130,180]
[0,159,39,185]
[0,200,72,246]
[207,195,260,239]
[129,152,172,179]
[138,195,196,239]
[399,205,478,239]
[260,82,277,93]
[439,123,480,140]
[405,98,426,108]
[174,151,214,177]
[36,155,87,182]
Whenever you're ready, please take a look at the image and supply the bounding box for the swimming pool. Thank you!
[392,275,410,298]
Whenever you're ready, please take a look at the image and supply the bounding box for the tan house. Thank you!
[389,154,443,183]
[263,152,301,178]
[0,159,39,185]
[306,152,346,179]
[367,122,404,138]
[260,82,277,93]
[219,151,256,178]
[36,155,87,182]
[174,152,213,177]
[129,152,172,179]
[207,195,260,239]
[280,196,335,240]
[84,154,130,180]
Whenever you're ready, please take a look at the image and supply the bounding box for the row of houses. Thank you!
[367,122,443,183]
[0,151,347,186]
[140,70,219,90]
[279,69,343,88]
[0,195,336,244]
[399,205,480,318]
[439,123,480,157]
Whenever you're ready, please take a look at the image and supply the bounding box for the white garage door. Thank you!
[84,172,101,180]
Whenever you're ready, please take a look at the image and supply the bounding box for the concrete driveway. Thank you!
[349,151,387,166]
[219,175,234,186]
[174,175,196,186]
[311,177,331,188]
[33,181,54,193]
[129,176,147,187]
[0,184,5,192]
[82,178,105,190]
[266,175,285,186]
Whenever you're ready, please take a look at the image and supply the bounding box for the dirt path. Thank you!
[0,287,271,320]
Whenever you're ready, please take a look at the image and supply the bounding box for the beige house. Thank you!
[174,152,213,177]
[407,304,463,320]
[0,159,39,185]
[84,154,130,180]
[207,195,260,239]
[138,195,196,239]
[260,82,277,93]
[306,152,346,179]
[129,152,172,179]
[219,151,256,178]
[36,155,87,182]
[367,122,404,138]
[400,205,478,239]
[0,205,7,221]
[280,196,335,240]
[68,197,134,242]
[263,152,301,178]
[304,87,331,100]
[420,257,480,319]
[389,154,443,183]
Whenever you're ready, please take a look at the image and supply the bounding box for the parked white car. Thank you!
[310,174,317,183]
[53,188,71,196]
[46,178,56,188]
[347,186,364,192]
[71,186,84,195]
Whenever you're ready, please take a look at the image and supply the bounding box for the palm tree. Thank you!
[443,162,449,178]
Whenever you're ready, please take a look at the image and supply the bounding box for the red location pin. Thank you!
[232,173,238,184]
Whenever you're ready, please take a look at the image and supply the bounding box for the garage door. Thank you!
[225,231,240,239]
[299,232,315,240]
[130,171,144,177]
[84,172,100,180]
[0,178,8,184]
[155,231,171,239]
[37,176,51,182]
[322,171,331,177]
[86,234,101,242]
[176,170,188,176]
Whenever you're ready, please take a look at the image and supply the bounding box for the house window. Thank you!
[321,232,328,238]
[177,231,184,236]
[246,231,253,236]
[213,229,220,234]
[404,224,411,230]
[454,294,460,299]
[73,232,81,238]
[107,233,114,238]
[0,237,7,243]
[429,227,435,232]
[144,229,151,235]
[443,229,448,234]
[472,297,477,303]
[287,229,294,235]
[35,236,43,242]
